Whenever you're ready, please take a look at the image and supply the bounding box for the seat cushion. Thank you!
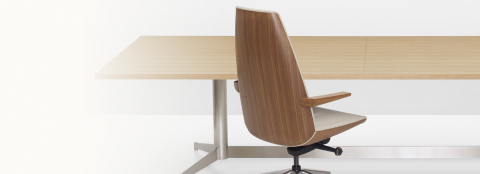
[312,107,367,131]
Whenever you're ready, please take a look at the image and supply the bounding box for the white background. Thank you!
[1,0,480,174]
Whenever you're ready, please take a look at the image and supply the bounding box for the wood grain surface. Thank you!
[233,80,239,92]
[291,36,366,79]
[96,36,480,79]
[365,36,480,79]
[96,36,237,79]
[95,36,369,79]
[301,92,351,108]
[235,8,315,146]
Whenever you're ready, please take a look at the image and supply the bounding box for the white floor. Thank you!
[87,115,480,174]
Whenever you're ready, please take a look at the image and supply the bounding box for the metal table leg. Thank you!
[213,80,228,160]
[182,80,228,174]
[182,147,218,174]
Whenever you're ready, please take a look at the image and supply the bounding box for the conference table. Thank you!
[96,36,480,174]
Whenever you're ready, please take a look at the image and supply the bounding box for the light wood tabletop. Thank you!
[96,36,480,79]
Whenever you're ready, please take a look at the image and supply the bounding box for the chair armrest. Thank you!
[234,80,239,93]
[301,92,351,107]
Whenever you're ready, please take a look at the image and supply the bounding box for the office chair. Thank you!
[234,7,367,174]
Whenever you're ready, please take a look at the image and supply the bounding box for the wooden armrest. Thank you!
[301,92,351,107]
[234,80,239,92]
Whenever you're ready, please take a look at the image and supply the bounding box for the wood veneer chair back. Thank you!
[235,7,315,146]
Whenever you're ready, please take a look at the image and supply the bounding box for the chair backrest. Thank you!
[235,7,315,146]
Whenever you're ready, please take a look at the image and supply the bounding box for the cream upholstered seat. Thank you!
[312,107,367,131]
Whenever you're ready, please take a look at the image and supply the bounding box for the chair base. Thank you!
[262,168,330,174]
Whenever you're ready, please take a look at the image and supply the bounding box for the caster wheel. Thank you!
[335,147,343,156]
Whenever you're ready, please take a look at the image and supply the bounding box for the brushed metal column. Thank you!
[213,80,228,160]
